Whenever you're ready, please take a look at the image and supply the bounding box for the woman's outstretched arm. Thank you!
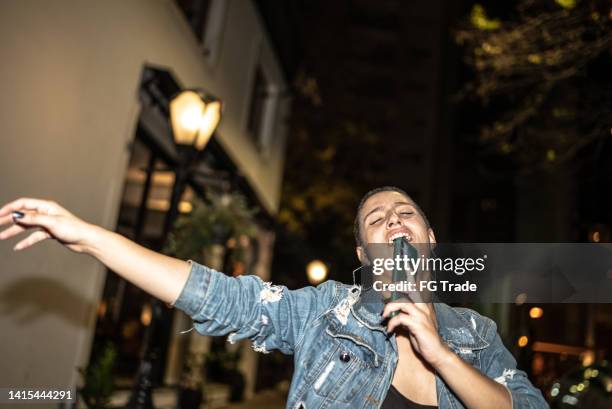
[0,197,190,305]
[0,197,338,355]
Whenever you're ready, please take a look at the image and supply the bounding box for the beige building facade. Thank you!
[0,0,289,404]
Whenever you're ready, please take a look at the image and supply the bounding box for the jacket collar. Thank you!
[350,286,386,329]
[351,286,490,349]
[433,302,490,350]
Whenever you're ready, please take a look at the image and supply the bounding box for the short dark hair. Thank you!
[353,186,430,247]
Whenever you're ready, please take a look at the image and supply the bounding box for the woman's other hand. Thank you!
[382,300,451,367]
[0,198,95,253]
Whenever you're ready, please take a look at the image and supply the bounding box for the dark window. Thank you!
[175,0,212,43]
[247,66,269,150]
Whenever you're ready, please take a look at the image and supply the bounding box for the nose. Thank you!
[387,211,401,228]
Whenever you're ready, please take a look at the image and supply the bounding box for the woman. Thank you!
[0,186,549,408]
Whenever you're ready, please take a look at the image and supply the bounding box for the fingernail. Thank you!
[11,211,25,220]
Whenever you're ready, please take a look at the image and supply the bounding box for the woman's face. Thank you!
[356,191,436,264]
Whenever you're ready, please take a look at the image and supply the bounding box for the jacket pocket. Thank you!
[299,325,379,404]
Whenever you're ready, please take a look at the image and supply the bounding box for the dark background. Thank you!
[257,0,612,402]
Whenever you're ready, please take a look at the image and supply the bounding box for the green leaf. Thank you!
[555,0,576,10]
[78,343,116,409]
[470,5,501,30]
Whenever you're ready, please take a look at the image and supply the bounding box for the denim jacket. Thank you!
[173,261,549,409]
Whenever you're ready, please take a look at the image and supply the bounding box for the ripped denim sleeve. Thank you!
[172,260,336,355]
[481,324,550,409]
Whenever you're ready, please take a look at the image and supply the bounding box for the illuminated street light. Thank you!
[529,307,543,319]
[307,260,328,285]
[170,89,222,151]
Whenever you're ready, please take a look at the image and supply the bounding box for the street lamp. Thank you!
[126,89,222,409]
[162,89,223,240]
[170,89,222,151]
[306,260,328,285]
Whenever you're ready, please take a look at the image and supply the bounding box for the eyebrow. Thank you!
[363,201,414,222]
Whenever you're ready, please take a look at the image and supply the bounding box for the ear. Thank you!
[356,246,369,265]
[428,228,437,246]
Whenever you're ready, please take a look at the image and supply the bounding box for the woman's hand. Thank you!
[382,300,451,367]
[384,301,515,409]
[1,197,192,305]
[0,198,94,253]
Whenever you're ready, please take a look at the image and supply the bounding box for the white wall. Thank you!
[0,0,288,398]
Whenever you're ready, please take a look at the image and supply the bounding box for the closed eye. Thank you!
[400,212,414,215]
[370,218,383,225]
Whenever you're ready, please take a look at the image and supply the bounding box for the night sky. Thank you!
[257,0,612,287]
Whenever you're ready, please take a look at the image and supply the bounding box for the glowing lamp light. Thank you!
[178,201,193,213]
[581,350,595,367]
[169,90,222,151]
[529,307,543,319]
[307,260,328,285]
[588,224,610,243]
[140,303,152,327]
[518,335,529,348]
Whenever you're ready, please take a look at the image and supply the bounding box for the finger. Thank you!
[389,312,430,334]
[400,303,429,321]
[0,224,27,240]
[14,213,58,230]
[383,301,416,318]
[387,313,415,334]
[0,198,57,216]
[13,230,52,251]
[0,213,19,227]
[410,300,430,314]
[382,302,402,318]
[386,300,433,320]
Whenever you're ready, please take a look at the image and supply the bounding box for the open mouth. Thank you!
[387,231,413,244]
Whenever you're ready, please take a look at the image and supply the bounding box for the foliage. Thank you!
[470,5,501,30]
[77,343,116,409]
[168,192,256,391]
[455,0,611,174]
[276,119,388,278]
[278,118,389,237]
[165,192,258,262]
[180,347,242,393]
[180,351,207,390]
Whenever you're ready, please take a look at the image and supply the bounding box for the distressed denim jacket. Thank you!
[173,261,549,409]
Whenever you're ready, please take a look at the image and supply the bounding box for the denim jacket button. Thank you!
[340,351,351,362]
